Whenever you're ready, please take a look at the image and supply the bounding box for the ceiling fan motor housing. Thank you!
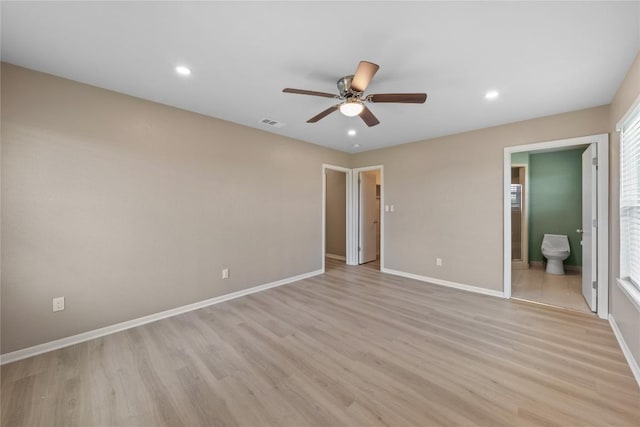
[337,75,358,98]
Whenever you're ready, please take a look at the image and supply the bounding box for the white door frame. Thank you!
[503,134,609,318]
[322,164,353,272]
[352,165,384,269]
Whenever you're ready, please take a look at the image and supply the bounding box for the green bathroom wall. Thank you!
[528,148,583,266]
[511,152,530,165]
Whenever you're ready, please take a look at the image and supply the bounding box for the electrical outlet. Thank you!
[222,268,229,279]
[53,297,65,312]
[436,258,442,267]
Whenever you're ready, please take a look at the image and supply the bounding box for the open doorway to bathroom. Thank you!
[504,134,609,318]
[510,148,590,313]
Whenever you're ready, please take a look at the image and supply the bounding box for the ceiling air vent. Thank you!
[260,118,285,128]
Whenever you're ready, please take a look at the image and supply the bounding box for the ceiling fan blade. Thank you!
[307,105,339,123]
[368,93,427,103]
[359,106,380,127]
[283,88,338,98]
[351,61,380,93]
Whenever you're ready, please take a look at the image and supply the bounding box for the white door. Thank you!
[359,171,377,264]
[581,144,597,312]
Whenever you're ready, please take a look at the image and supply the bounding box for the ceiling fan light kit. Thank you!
[339,98,364,117]
[283,60,427,127]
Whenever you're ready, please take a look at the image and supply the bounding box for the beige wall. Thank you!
[609,51,640,368]
[352,106,610,291]
[0,64,350,354]
[325,170,346,257]
[3,53,639,360]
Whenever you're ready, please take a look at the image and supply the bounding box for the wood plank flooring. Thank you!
[2,258,639,426]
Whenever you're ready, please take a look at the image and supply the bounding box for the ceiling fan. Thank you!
[283,61,427,127]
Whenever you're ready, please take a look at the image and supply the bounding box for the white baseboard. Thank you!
[325,253,346,261]
[0,269,323,365]
[609,314,640,388]
[381,268,506,298]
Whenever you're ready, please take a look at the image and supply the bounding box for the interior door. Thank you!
[359,171,377,264]
[581,144,597,312]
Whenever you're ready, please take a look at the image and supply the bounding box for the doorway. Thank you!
[503,134,609,319]
[325,169,348,263]
[358,169,381,269]
[510,148,589,313]
[322,164,352,272]
[321,164,384,272]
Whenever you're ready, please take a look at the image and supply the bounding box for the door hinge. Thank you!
[358,246,361,251]
[593,219,598,228]
[592,157,598,166]
[592,281,597,289]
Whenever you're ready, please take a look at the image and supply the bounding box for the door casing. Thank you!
[582,144,598,311]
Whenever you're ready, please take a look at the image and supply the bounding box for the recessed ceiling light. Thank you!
[175,65,191,76]
[353,143,361,148]
[485,90,499,100]
[348,129,356,136]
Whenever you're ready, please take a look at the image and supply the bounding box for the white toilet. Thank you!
[541,234,570,275]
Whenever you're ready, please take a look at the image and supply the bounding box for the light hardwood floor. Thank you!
[512,265,590,313]
[2,258,639,426]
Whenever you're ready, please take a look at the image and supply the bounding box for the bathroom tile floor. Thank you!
[512,265,592,314]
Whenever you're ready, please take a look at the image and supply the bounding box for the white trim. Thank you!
[504,149,513,299]
[322,164,352,272]
[0,269,323,365]
[596,136,609,318]
[325,253,346,261]
[352,165,384,270]
[617,278,640,312]
[382,267,506,298]
[609,314,640,388]
[503,134,609,318]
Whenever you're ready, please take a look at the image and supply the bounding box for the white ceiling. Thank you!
[2,1,639,153]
